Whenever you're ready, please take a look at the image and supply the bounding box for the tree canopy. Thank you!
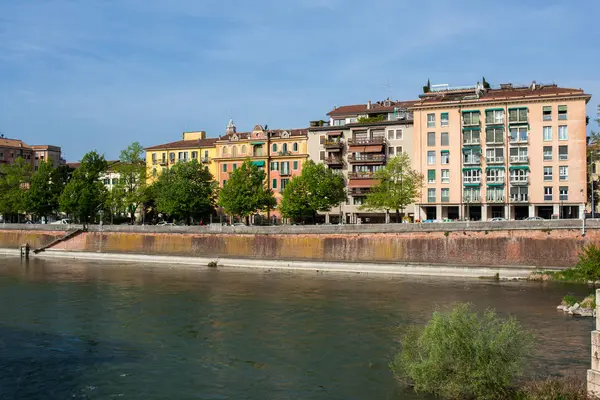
[26,161,61,220]
[218,159,276,222]
[0,157,32,221]
[113,142,146,223]
[152,159,217,223]
[360,153,423,220]
[280,160,346,222]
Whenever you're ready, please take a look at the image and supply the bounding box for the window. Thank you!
[232,147,237,157]
[222,147,228,156]
[272,179,277,189]
[272,144,277,152]
[387,130,394,140]
[559,145,568,160]
[280,161,290,175]
[486,168,505,183]
[509,147,528,163]
[241,145,247,154]
[222,164,227,172]
[558,125,568,140]
[485,109,504,124]
[544,187,553,201]
[510,168,529,183]
[509,107,528,123]
[543,106,552,121]
[543,146,553,161]
[509,126,528,143]
[441,151,449,164]
[353,197,364,205]
[440,132,449,146]
[486,127,504,144]
[293,161,299,170]
[463,169,481,184]
[319,151,325,160]
[281,178,290,191]
[487,187,505,202]
[558,105,567,120]
[441,188,450,202]
[191,151,198,160]
[270,161,279,171]
[396,146,403,154]
[462,111,480,126]
[559,186,569,201]
[427,113,435,128]
[463,187,480,202]
[427,151,436,165]
[428,169,436,183]
[463,129,480,145]
[283,143,288,153]
[543,126,552,141]
[293,143,298,152]
[486,148,504,163]
[395,129,403,140]
[427,132,435,146]
[152,168,157,177]
[441,112,449,127]
[510,186,529,202]
[559,166,568,181]
[388,147,395,156]
[441,169,450,183]
[543,166,553,181]
[427,188,436,203]
[222,180,227,186]
[169,152,175,162]
[233,163,238,171]
[333,119,345,126]
[463,148,481,165]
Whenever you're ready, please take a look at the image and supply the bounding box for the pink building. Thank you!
[412,81,591,220]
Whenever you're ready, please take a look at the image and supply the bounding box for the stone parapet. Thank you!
[588,289,600,396]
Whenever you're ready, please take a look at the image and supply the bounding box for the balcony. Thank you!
[201,157,210,163]
[324,157,344,166]
[511,194,529,203]
[348,171,377,179]
[463,196,481,203]
[463,139,481,146]
[323,140,344,150]
[347,154,386,164]
[463,157,481,166]
[280,169,292,177]
[486,140,504,146]
[276,151,292,156]
[509,136,529,145]
[349,187,371,196]
[510,176,529,185]
[510,155,529,164]
[347,137,385,147]
[463,177,481,185]
[487,197,505,203]
[158,160,167,166]
[486,156,504,164]
[486,117,505,125]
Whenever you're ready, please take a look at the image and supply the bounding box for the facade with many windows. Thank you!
[412,81,590,220]
[307,99,415,223]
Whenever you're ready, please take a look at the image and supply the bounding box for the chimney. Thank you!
[367,100,371,110]
[531,80,537,90]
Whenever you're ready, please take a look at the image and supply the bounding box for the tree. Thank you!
[113,142,146,224]
[218,159,276,223]
[59,151,108,225]
[280,160,346,222]
[360,153,423,222]
[0,157,32,222]
[152,159,217,224]
[26,161,60,221]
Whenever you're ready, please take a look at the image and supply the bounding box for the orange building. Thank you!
[0,137,33,166]
[213,120,308,216]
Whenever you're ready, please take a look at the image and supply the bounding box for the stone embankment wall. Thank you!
[588,289,600,396]
[0,220,597,268]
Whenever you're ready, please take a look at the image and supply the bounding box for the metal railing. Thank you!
[348,172,377,179]
[347,137,385,146]
[510,155,529,163]
[486,156,504,164]
[347,154,386,163]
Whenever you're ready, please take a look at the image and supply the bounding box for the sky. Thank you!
[0,0,599,161]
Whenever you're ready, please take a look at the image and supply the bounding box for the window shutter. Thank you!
[558,105,567,112]
[320,136,325,144]
[320,151,325,160]
[543,106,552,112]
[428,170,435,181]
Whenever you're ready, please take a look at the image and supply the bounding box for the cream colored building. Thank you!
[412,81,591,220]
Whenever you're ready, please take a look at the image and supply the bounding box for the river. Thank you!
[0,256,593,399]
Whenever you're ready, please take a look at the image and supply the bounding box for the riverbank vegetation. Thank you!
[391,303,595,399]
[529,244,600,284]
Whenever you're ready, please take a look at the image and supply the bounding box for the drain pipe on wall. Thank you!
[582,215,586,236]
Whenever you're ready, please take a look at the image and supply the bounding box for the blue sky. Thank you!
[1,0,598,161]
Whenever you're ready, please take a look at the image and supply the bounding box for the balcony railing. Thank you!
[486,176,505,184]
[509,136,529,144]
[200,157,210,163]
[463,138,481,146]
[463,176,481,184]
[486,140,504,146]
[348,171,377,179]
[486,156,504,164]
[323,140,344,149]
[347,137,385,146]
[324,157,343,166]
[486,117,505,125]
[510,155,529,163]
[441,196,450,203]
[463,157,481,165]
[276,151,292,156]
[158,160,167,166]
[350,188,371,196]
[463,195,481,203]
[280,169,292,177]
[487,196,505,203]
[347,154,386,163]
[510,176,529,185]
[511,194,529,203]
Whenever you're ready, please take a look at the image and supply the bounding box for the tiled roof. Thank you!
[218,129,308,141]
[416,85,590,106]
[0,138,32,149]
[145,137,219,151]
[328,100,418,116]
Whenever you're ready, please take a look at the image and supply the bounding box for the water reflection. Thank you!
[0,257,593,399]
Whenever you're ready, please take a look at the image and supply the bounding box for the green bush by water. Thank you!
[514,376,589,400]
[390,303,535,399]
[544,244,600,283]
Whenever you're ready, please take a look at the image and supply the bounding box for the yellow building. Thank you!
[144,131,218,183]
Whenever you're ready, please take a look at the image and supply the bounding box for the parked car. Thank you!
[422,219,436,223]
[489,217,507,222]
[50,219,71,225]
[524,216,544,221]
[156,221,175,226]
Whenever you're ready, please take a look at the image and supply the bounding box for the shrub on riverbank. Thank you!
[390,303,535,399]
[514,376,589,400]
[531,244,600,283]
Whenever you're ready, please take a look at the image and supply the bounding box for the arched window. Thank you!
[283,143,288,153]
[241,145,247,154]
[272,143,277,152]
[222,146,228,156]
[232,146,238,157]
[293,142,298,152]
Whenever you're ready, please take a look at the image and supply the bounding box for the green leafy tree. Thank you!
[113,142,146,223]
[280,160,346,222]
[0,157,32,222]
[59,151,108,225]
[25,161,59,221]
[361,153,423,222]
[218,159,276,223]
[152,159,217,224]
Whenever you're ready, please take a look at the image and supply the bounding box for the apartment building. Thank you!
[213,120,308,215]
[413,81,591,221]
[32,145,64,169]
[144,131,219,184]
[0,137,34,166]
[307,99,416,223]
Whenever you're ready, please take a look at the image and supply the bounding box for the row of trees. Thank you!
[0,141,424,224]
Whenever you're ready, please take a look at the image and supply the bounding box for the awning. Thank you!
[327,131,343,136]
[462,146,481,153]
[462,126,481,131]
[509,122,529,127]
[462,110,481,113]
[251,160,265,167]
[487,183,505,187]
[250,142,265,145]
[485,107,504,112]
[348,179,379,188]
[508,107,528,111]
[462,167,481,172]
[463,183,481,187]
[486,126,504,131]
[486,166,505,171]
[440,150,450,154]
[509,166,530,171]
[543,106,552,112]
[558,105,568,112]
